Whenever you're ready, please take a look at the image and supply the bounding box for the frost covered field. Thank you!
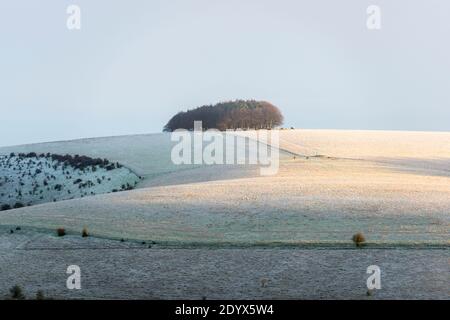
[0,129,449,299]
[0,153,139,209]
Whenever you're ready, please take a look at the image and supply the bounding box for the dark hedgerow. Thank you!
[1,204,11,211]
[13,202,24,209]
[10,152,116,171]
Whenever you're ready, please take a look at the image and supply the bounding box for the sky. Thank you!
[1,0,450,146]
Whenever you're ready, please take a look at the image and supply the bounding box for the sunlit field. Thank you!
[0,129,449,299]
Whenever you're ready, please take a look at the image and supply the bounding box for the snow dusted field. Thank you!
[0,129,448,299]
[1,157,448,246]
[0,154,139,209]
[0,228,448,300]
[275,129,450,160]
[0,134,194,182]
[0,133,280,188]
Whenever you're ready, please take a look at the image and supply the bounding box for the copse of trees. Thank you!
[163,100,284,132]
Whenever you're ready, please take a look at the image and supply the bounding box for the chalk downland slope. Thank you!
[0,153,139,209]
[0,133,282,188]
[0,129,449,300]
[0,129,449,246]
[275,129,450,172]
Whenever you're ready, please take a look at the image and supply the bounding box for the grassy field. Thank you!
[0,129,448,246]
[0,129,448,299]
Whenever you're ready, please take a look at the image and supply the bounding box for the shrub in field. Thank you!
[9,285,25,300]
[57,228,66,237]
[82,227,89,237]
[13,202,24,209]
[35,290,45,300]
[352,232,366,247]
[260,279,269,288]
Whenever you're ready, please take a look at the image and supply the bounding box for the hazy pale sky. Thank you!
[1,0,449,146]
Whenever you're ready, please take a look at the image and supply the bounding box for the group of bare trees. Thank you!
[163,100,284,131]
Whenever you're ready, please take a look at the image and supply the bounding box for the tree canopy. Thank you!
[163,100,283,132]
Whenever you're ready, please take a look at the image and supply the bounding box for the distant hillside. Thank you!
[163,100,283,131]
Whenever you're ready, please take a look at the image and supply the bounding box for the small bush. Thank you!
[9,285,25,300]
[1,204,11,211]
[35,290,45,300]
[13,202,24,209]
[352,232,366,247]
[57,228,66,237]
[260,278,269,288]
[82,227,89,238]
